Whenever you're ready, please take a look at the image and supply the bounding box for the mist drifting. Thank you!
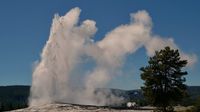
[29,7,197,106]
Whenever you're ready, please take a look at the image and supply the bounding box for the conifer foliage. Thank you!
[140,46,188,112]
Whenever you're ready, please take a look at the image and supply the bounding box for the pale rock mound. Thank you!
[9,103,152,112]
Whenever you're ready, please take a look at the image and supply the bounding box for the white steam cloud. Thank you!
[29,7,197,106]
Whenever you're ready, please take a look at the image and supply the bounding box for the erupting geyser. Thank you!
[29,7,197,107]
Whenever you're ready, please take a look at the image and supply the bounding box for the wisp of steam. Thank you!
[29,7,197,106]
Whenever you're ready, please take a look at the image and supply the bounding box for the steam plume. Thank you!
[29,7,197,106]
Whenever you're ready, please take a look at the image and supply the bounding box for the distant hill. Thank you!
[0,85,200,111]
[187,86,200,99]
[0,85,29,111]
[109,86,200,100]
[95,88,144,105]
[0,85,29,99]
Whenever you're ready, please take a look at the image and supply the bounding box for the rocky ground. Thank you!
[9,103,153,112]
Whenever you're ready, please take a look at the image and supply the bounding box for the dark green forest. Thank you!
[0,85,200,111]
[0,86,29,111]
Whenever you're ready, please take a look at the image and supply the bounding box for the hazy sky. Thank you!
[0,0,199,89]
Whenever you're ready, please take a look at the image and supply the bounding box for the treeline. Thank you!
[0,85,200,111]
[0,86,29,111]
[179,86,200,111]
[0,100,28,111]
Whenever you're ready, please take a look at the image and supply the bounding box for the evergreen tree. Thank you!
[140,46,188,112]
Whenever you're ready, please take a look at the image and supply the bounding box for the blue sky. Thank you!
[0,0,199,89]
